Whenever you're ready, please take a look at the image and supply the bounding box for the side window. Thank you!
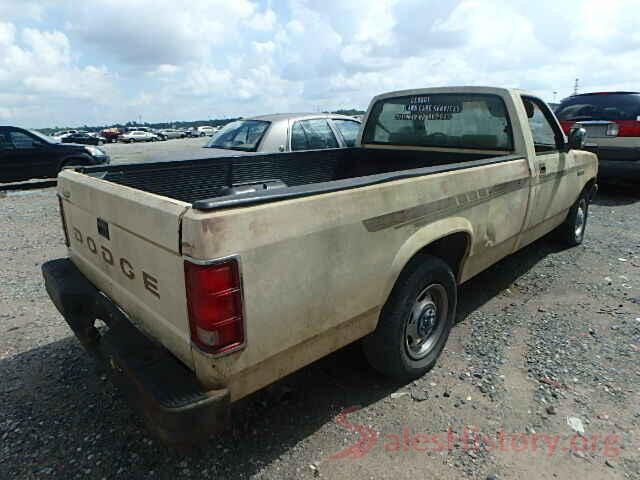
[9,131,39,149]
[303,119,338,149]
[522,98,560,153]
[0,131,12,149]
[332,119,360,147]
[245,123,265,145]
[291,122,308,151]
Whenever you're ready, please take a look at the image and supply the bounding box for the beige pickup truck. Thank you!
[43,87,597,445]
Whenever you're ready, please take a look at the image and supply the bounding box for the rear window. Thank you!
[206,120,270,152]
[362,93,513,151]
[556,93,640,122]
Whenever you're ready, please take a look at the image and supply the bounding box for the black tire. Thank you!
[363,254,457,381]
[556,190,589,246]
[97,140,104,146]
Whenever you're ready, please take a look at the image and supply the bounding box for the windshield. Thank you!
[205,120,270,151]
[556,93,640,121]
[28,129,56,143]
[362,93,513,150]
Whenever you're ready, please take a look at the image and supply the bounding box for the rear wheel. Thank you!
[556,191,589,246]
[363,255,457,381]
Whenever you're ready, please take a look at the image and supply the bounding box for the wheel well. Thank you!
[410,232,470,282]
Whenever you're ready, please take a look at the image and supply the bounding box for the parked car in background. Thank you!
[205,113,362,152]
[159,129,185,139]
[196,126,216,136]
[556,91,640,182]
[101,128,122,143]
[149,114,362,162]
[186,128,197,138]
[125,126,153,132]
[120,130,160,143]
[53,130,80,141]
[0,126,109,183]
[61,132,106,146]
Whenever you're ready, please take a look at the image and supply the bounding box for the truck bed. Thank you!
[77,148,516,211]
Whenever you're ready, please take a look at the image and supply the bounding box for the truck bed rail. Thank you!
[76,149,521,211]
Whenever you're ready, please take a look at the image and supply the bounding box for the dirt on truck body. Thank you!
[42,86,597,445]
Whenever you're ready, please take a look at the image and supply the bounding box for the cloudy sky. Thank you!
[1,0,639,128]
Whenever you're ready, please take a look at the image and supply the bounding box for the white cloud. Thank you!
[130,92,154,106]
[2,0,640,127]
[246,8,277,31]
[0,21,118,126]
[22,28,71,66]
[184,66,233,96]
[0,22,16,45]
[66,0,257,65]
[147,64,181,77]
[0,1,47,22]
[253,41,276,55]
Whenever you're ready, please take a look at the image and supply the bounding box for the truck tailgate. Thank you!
[57,170,194,368]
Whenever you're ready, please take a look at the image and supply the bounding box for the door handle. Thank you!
[539,163,547,175]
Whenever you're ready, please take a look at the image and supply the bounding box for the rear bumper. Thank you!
[42,258,229,446]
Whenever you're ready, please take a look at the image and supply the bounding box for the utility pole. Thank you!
[573,78,579,96]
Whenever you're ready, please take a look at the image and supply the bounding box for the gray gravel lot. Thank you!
[1,155,639,479]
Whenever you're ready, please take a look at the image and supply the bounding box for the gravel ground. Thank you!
[0,165,639,479]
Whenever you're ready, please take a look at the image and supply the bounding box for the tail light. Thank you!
[184,258,245,356]
[57,195,70,246]
[560,121,573,135]
[615,120,640,137]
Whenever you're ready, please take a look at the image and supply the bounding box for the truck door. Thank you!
[520,96,578,230]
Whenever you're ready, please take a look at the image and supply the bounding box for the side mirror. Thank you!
[566,127,586,151]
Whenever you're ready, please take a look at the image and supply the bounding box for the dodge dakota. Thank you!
[42,87,597,445]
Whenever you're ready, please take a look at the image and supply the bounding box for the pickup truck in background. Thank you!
[42,87,597,445]
[100,128,122,143]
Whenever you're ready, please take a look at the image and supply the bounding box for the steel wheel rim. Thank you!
[404,283,448,360]
[575,199,586,239]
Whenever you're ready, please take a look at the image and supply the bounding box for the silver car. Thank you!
[159,129,186,140]
[149,113,361,162]
[203,113,361,154]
